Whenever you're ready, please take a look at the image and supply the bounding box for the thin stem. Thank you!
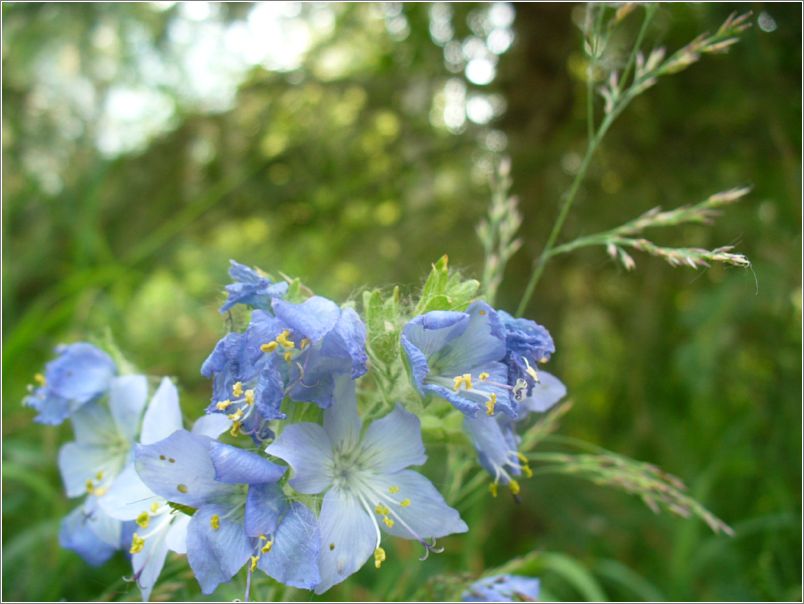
[516,110,616,316]
[516,8,657,317]
[620,6,656,90]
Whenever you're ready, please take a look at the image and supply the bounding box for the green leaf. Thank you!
[414,255,480,314]
[363,286,401,365]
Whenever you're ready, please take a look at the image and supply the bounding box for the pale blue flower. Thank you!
[24,343,116,425]
[266,376,467,594]
[464,371,566,495]
[59,496,130,566]
[134,429,320,595]
[462,574,541,602]
[201,296,367,440]
[402,301,515,418]
[56,375,148,565]
[98,378,231,601]
[220,260,288,313]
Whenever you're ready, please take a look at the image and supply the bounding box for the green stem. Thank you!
[516,110,617,316]
[619,6,656,90]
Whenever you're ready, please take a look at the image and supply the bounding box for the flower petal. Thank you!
[322,375,361,450]
[58,442,127,498]
[192,413,232,439]
[140,378,183,445]
[46,343,117,402]
[272,296,340,342]
[265,423,333,495]
[361,405,426,474]
[314,487,376,595]
[109,375,149,442]
[462,574,541,602]
[98,463,161,521]
[430,301,506,375]
[132,525,170,602]
[186,504,251,595]
[166,513,191,554]
[521,370,566,413]
[69,398,117,445]
[135,430,234,508]
[208,441,286,485]
[463,415,520,482]
[244,482,288,538]
[402,311,469,359]
[259,501,321,589]
[369,470,468,540]
[59,503,117,566]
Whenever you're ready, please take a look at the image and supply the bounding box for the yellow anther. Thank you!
[261,540,273,554]
[210,514,220,530]
[485,393,497,416]
[230,421,241,437]
[260,341,278,353]
[259,534,268,541]
[95,470,104,480]
[275,330,295,349]
[177,484,188,494]
[509,480,521,495]
[85,480,95,494]
[244,389,255,405]
[400,498,411,508]
[227,408,244,421]
[515,451,528,463]
[375,503,390,516]
[250,555,259,572]
[388,485,400,494]
[479,309,487,316]
[150,502,160,513]
[136,511,150,529]
[216,400,232,411]
[283,351,293,362]
[34,373,46,386]
[522,465,534,478]
[539,356,549,364]
[374,547,386,569]
[300,338,310,350]
[383,516,395,528]
[130,533,145,554]
[232,382,244,397]
[489,482,499,498]
[523,357,540,383]
[479,372,490,382]
[453,373,474,392]
[94,486,108,497]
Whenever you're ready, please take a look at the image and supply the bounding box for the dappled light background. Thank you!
[3,2,801,601]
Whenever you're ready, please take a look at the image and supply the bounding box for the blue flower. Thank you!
[56,374,148,566]
[462,574,541,602]
[97,378,231,601]
[401,301,515,418]
[59,496,131,567]
[463,371,566,496]
[220,260,289,313]
[201,296,367,440]
[266,376,468,594]
[24,343,117,425]
[497,310,555,403]
[134,429,321,595]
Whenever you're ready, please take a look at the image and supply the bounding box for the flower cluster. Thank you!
[26,259,557,600]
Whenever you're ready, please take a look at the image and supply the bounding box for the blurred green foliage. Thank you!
[3,2,801,601]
